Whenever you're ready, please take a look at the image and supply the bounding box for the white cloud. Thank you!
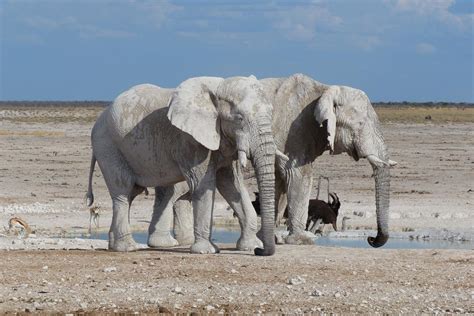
[416,42,436,54]
[267,4,342,41]
[393,0,455,14]
[355,36,382,51]
[388,0,472,29]
[133,0,181,29]
[20,14,135,40]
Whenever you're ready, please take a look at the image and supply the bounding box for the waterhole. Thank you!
[87,229,473,250]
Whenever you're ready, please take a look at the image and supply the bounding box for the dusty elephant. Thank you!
[86,75,276,256]
[161,73,396,248]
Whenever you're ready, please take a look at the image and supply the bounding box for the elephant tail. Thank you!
[85,153,96,207]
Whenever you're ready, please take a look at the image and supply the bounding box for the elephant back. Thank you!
[107,84,174,141]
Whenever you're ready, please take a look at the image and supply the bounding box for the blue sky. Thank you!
[1,0,473,102]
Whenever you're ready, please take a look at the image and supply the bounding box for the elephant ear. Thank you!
[167,77,224,151]
[314,86,338,153]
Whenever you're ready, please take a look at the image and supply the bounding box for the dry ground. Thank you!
[0,247,472,314]
[0,105,473,313]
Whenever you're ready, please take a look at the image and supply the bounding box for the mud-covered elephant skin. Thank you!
[86,76,276,256]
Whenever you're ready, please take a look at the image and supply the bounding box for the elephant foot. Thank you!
[236,235,263,251]
[175,232,195,246]
[257,229,283,245]
[148,232,179,248]
[190,239,220,254]
[109,234,138,252]
[284,232,314,245]
[275,231,286,245]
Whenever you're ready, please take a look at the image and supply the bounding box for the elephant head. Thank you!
[315,85,397,248]
[167,76,276,256]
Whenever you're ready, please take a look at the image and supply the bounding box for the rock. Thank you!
[205,305,215,311]
[287,276,306,285]
[230,269,238,274]
[42,265,48,271]
[454,308,464,313]
[310,290,322,297]
[334,292,341,298]
[173,287,183,294]
[103,267,117,273]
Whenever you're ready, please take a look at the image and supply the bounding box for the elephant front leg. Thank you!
[109,195,138,252]
[189,165,220,254]
[216,164,262,251]
[148,186,180,248]
[285,170,314,245]
[173,193,194,246]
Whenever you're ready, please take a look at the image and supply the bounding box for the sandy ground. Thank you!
[0,106,473,313]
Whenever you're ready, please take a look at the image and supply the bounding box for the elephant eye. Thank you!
[234,114,244,123]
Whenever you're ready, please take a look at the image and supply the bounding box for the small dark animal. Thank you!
[305,192,340,233]
[251,191,341,233]
[252,192,261,216]
[232,192,261,218]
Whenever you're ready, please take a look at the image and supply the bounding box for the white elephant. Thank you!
[86,76,277,256]
[159,73,397,247]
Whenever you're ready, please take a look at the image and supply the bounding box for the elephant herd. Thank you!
[86,73,396,256]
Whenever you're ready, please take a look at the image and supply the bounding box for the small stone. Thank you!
[103,266,117,273]
[80,303,88,309]
[287,276,306,285]
[454,308,464,313]
[334,292,341,298]
[173,287,183,294]
[310,290,322,297]
[33,302,43,310]
[205,305,215,311]
[230,269,238,274]
[42,266,48,271]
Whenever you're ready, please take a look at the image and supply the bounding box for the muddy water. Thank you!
[86,229,474,250]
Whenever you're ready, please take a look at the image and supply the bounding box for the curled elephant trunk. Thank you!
[250,119,276,256]
[367,157,391,248]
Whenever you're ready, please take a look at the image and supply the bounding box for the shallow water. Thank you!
[87,229,474,250]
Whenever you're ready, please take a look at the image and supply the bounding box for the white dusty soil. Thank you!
[0,107,473,313]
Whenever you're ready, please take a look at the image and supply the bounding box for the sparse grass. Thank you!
[0,130,65,137]
[1,105,473,124]
[0,106,103,124]
[375,106,474,123]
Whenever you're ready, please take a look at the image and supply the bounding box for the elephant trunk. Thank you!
[250,118,276,256]
[367,148,391,248]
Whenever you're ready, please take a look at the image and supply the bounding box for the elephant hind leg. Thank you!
[109,195,138,252]
[95,149,138,251]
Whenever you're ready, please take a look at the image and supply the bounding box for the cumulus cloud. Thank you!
[388,0,473,29]
[355,36,382,51]
[416,42,436,54]
[268,3,343,41]
[132,0,181,29]
[22,15,135,39]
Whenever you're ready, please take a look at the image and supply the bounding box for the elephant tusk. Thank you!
[367,155,388,168]
[367,155,398,168]
[238,150,247,168]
